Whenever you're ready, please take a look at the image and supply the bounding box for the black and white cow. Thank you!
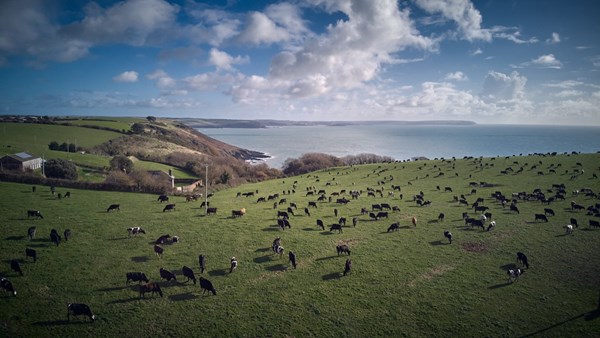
[127,227,146,236]
[107,204,120,212]
[507,268,524,283]
[444,231,453,244]
[163,204,176,212]
[67,303,96,321]
[0,278,16,296]
[387,222,400,232]
[230,257,238,273]
[27,210,43,219]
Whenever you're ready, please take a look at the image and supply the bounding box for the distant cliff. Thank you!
[179,118,476,129]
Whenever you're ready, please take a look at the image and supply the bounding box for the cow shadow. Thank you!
[168,293,198,302]
[106,297,140,305]
[555,233,573,237]
[319,231,334,235]
[5,235,26,241]
[131,256,149,263]
[27,243,49,248]
[427,220,439,224]
[108,237,128,241]
[500,263,517,271]
[96,285,130,292]
[261,227,280,232]
[8,218,30,221]
[253,255,273,264]
[254,247,271,253]
[488,282,511,290]
[302,227,318,231]
[322,272,342,281]
[580,228,598,232]
[265,264,287,272]
[429,240,445,246]
[208,269,227,277]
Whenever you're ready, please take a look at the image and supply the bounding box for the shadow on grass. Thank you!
[31,238,51,243]
[169,292,198,302]
[131,256,149,263]
[208,269,227,277]
[488,282,511,289]
[429,240,445,246]
[33,320,91,326]
[555,233,573,237]
[108,237,128,241]
[255,247,271,253]
[315,256,337,261]
[427,220,439,224]
[5,235,26,241]
[27,243,49,248]
[580,228,598,232]
[254,255,274,264]
[320,231,335,235]
[261,227,280,232]
[322,272,342,281]
[518,312,590,337]
[96,285,131,292]
[265,264,287,272]
[8,218,30,221]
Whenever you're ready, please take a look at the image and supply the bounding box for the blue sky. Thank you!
[1,0,599,125]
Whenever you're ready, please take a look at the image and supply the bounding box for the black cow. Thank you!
[163,204,176,212]
[570,218,578,228]
[438,213,445,222]
[201,201,210,208]
[308,201,318,208]
[330,224,343,233]
[154,245,164,257]
[0,278,16,296]
[107,204,120,212]
[27,210,43,219]
[510,204,520,214]
[289,251,297,269]
[50,229,61,247]
[199,255,206,274]
[372,204,382,211]
[199,277,217,295]
[343,259,352,276]
[67,303,96,321]
[590,220,600,229]
[544,208,555,216]
[277,211,289,219]
[381,203,392,210]
[25,248,37,262]
[304,207,310,217]
[387,222,400,232]
[444,230,453,244]
[63,229,71,242]
[369,212,378,220]
[444,187,453,192]
[126,272,149,284]
[571,203,585,211]
[339,217,347,226]
[159,268,176,282]
[471,220,485,230]
[206,207,217,215]
[140,283,163,298]
[27,226,36,240]
[10,259,23,276]
[157,195,169,203]
[316,219,325,230]
[517,252,529,269]
[352,217,358,227]
[155,234,171,245]
[336,244,351,255]
[181,265,196,284]
[534,214,548,222]
[376,212,389,219]
[64,192,70,198]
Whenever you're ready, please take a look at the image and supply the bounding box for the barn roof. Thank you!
[1,152,40,162]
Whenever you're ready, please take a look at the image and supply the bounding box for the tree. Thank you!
[48,141,59,151]
[44,159,78,180]
[219,170,231,184]
[109,155,134,173]
[146,116,156,123]
[68,143,77,153]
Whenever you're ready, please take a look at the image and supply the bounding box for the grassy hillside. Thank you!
[0,153,599,337]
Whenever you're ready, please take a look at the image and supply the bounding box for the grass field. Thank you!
[57,117,144,132]
[129,158,197,180]
[0,153,599,337]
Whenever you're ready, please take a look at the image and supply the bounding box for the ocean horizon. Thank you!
[198,123,600,169]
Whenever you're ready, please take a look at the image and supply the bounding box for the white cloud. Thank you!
[414,0,491,41]
[543,80,583,89]
[147,69,175,89]
[491,26,538,44]
[481,71,527,101]
[113,71,139,83]
[471,48,483,56]
[546,32,560,44]
[444,71,468,81]
[531,54,562,69]
[183,71,244,91]
[208,48,249,71]
[555,90,582,98]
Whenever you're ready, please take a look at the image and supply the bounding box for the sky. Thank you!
[1,0,600,125]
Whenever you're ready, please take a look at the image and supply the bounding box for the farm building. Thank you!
[0,152,43,171]
[147,170,175,188]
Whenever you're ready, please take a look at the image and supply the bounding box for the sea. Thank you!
[198,124,600,169]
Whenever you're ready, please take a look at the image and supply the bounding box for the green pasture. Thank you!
[0,153,599,337]
[131,159,197,180]
[56,117,143,132]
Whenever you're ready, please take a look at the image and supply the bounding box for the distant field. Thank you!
[0,153,599,337]
[131,159,197,180]
[57,117,143,132]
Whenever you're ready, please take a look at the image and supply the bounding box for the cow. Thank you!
[336,244,351,255]
[140,283,163,298]
[380,203,391,210]
[154,245,164,257]
[334,208,338,217]
[534,214,548,222]
[199,277,217,295]
[361,207,368,215]
[304,208,310,217]
[316,219,325,230]
[163,204,176,212]
[516,252,529,269]
[159,268,176,282]
[25,248,37,262]
[570,218,578,228]
[510,204,520,214]
[230,257,238,273]
[289,251,297,269]
[107,204,120,212]
[387,223,400,232]
[329,224,343,233]
[352,217,358,227]
[50,229,61,247]
[10,259,23,276]
[369,212,378,221]
[590,220,600,229]
[199,255,206,274]
[444,231,453,244]
[67,303,96,321]
[308,201,318,208]
[155,234,171,245]
[471,220,485,231]
[126,272,149,284]
[412,217,417,227]
[63,229,71,242]
[571,203,585,211]
[277,211,289,219]
[27,210,43,219]
[444,187,453,192]
[127,227,146,236]
[272,237,282,252]
[274,245,285,258]
[507,268,524,283]
[181,265,196,284]
[201,201,210,208]
[564,224,574,234]
[343,259,352,276]
[338,217,347,226]
[157,195,169,203]
[438,213,445,222]
[206,207,217,215]
[544,208,555,217]
[0,278,16,296]
[376,212,389,219]
[27,226,36,240]
[487,221,496,231]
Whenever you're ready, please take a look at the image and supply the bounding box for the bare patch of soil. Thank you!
[461,242,489,253]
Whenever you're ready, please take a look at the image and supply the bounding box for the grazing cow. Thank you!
[199,255,206,274]
[412,217,417,227]
[64,192,71,198]
[381,203,392,210]
[172,236,179,243]
[387,222,400,232]
[329,224,343,233]
[27,226,36,240]
[181,265,196,284]
[376,212,389,219]
[507,269,524,283]
[277,211,289,219]
[67,303,96,321]
[63,229,71,242]
[27,210,43,219]
[286,207,295,216]
[484,212,492,220]
[200,201,210,208]
[564,224,574,234]
[163,204,176,212]
[352,217,358,227]
[475,206,489,213]
[230,257,238,273]
[50,229,61,247]
[304,208,310,217]
[140,283,163,298]
[570,218,578,228]
[157,195,169,203]
[361,207,368,215]
[369,212,378,221]
[343,259,352,276]
[438,213,445,222]
[339,217,347,226]
[516,252,529,269]
[155,234,171,245]
[487,221,496,231]
[571,203,585,211]
[10,259,23,276]
[272,237,282,252]
[277,219,291,230]
[444,231,453,244]
[154,245,164,257]
[199,277,217,295]
[289,251,297,269]
[510,204,520,214]
[206,207,217,215]
[25,248,37,262]
[0,278,16,296]
[462,212,469,220]
[336,244,351,256]
[159,268,176,282]
[126,272,149,284]
[308,201,318,208]
[127,227,146,236]
[316,219,325,230]
[107,204,120,212]
[534,214,548,222]
[590,220,600,229]
[544,208,555,216]
[274,245,284,258]
[471,220,485,231]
